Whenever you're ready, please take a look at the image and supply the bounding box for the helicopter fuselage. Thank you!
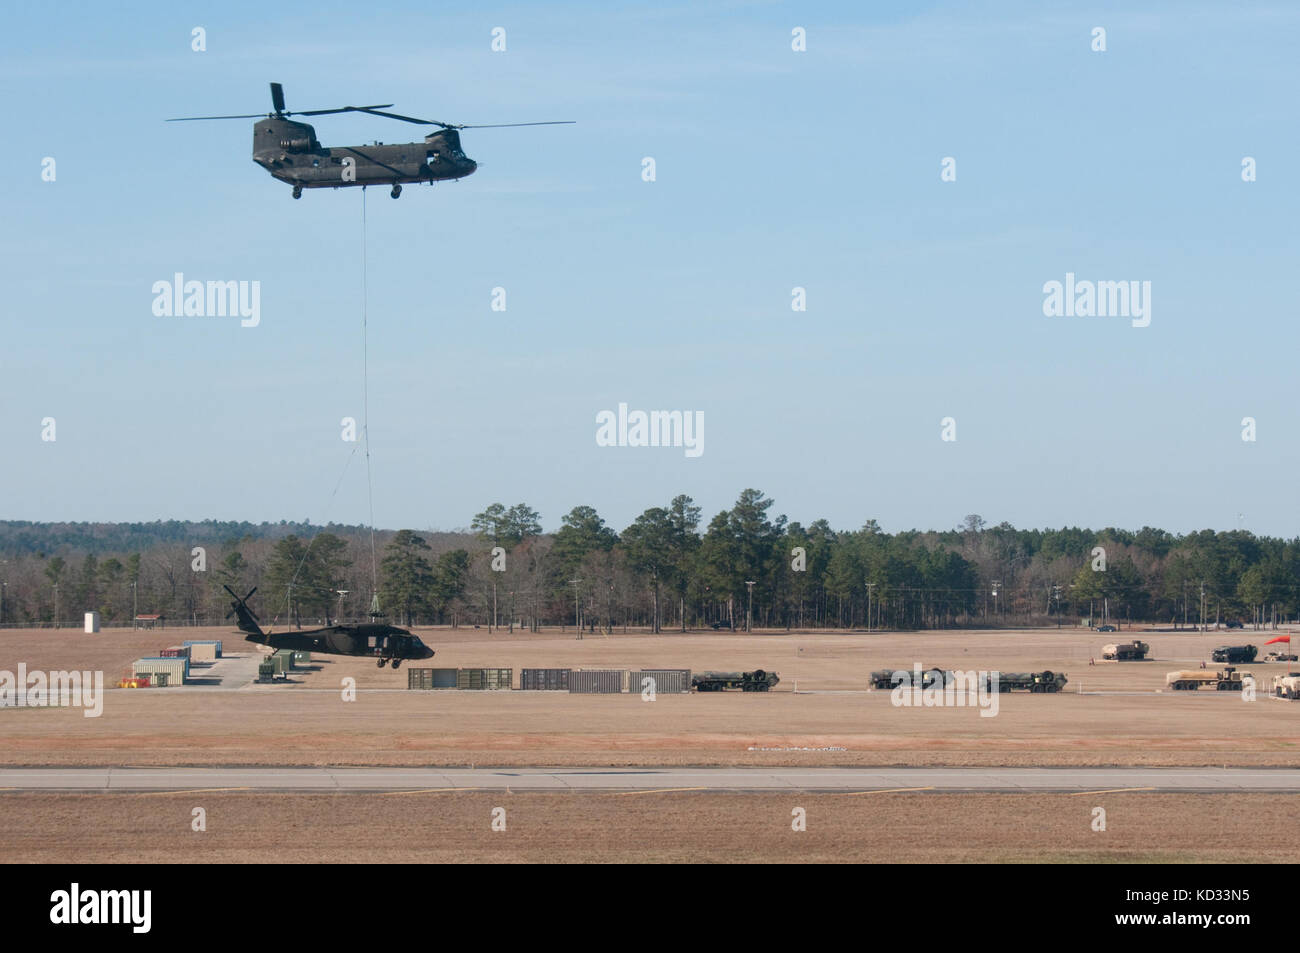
[252,118,476,192]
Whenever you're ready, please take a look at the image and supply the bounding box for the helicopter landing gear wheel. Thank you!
[391,659,402,669]
[377,658,387,668]
[292,185,302,199]
[390,184,401,199]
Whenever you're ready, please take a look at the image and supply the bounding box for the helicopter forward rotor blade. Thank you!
[294,104,394,117]
[166,113,268,121]
[270,82,286,114]
[351,108,574,130]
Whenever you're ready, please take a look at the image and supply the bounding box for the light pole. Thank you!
[992,581,1001,623]
[866,582,876,633]
[745,581,755,633]
[571,578,582,639]
[1053,584,1061,628]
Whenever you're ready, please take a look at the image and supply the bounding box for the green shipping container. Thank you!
[291,651,311,665]
[408,668,458,690]
[456,668,513,691]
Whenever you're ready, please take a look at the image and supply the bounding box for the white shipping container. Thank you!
[132,658,187,686]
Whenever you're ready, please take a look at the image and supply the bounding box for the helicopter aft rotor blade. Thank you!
[456,121,577,129]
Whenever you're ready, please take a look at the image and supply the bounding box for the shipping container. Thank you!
[569,669,625,694]
[629,669,691,694]
[133,657,186,686]
[407,668,459,690]
[183,640,222,658]
[186,642,218,663]
[271,650,295,675]
[456,668,513,691]
[519,668,571,691]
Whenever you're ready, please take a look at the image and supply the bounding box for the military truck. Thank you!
[987,671,1068,693]
[1166,666,1252,691]
[1272,674,1300,699]
[1263,652,1298,663]
[870,667,951,690]
[692,670,779,692]
[1102,640,1150,661]
[1211,645,1257,664]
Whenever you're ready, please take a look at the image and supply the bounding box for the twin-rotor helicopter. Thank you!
[169,82,573,199]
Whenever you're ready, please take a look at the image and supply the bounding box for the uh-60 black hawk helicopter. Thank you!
[224,585,434,668]
[169,82,573,199]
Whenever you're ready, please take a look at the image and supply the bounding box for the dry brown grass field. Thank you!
[2,624,1296,768]
[1,791,1293,863]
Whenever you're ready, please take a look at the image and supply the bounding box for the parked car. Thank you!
[1096,624,1117,632]
[1225,620,1244,629]
[710,620,734,630]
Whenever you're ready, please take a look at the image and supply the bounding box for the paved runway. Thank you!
[1,766,1296,793]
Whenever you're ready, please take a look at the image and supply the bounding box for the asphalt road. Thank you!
[0,766,1297,793]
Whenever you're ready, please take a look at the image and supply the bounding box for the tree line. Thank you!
[2,498,1298,629]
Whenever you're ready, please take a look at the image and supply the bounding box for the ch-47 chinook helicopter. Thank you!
[224,585,434,668]
[168,82,573,199]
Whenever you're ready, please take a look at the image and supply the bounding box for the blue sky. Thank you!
[2,1,1298,536]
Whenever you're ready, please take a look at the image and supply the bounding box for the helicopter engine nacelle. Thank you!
[278,137,313,151]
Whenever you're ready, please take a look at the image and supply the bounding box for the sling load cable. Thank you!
[278,188,377,628]
[278,439,362,627]
[362,185,380,618]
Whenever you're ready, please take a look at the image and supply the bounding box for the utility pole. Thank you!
[571,578,582,639]
[745,581,755,633]
[1053,584,1061,627]
[992,581,1001,623]
[866,582,876,633]
[53,582,58,629]
[1199,581,1206,633]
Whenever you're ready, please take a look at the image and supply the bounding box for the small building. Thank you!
[133,614,164,630]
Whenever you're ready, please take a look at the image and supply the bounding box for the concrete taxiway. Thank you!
[0,766,1296,793]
